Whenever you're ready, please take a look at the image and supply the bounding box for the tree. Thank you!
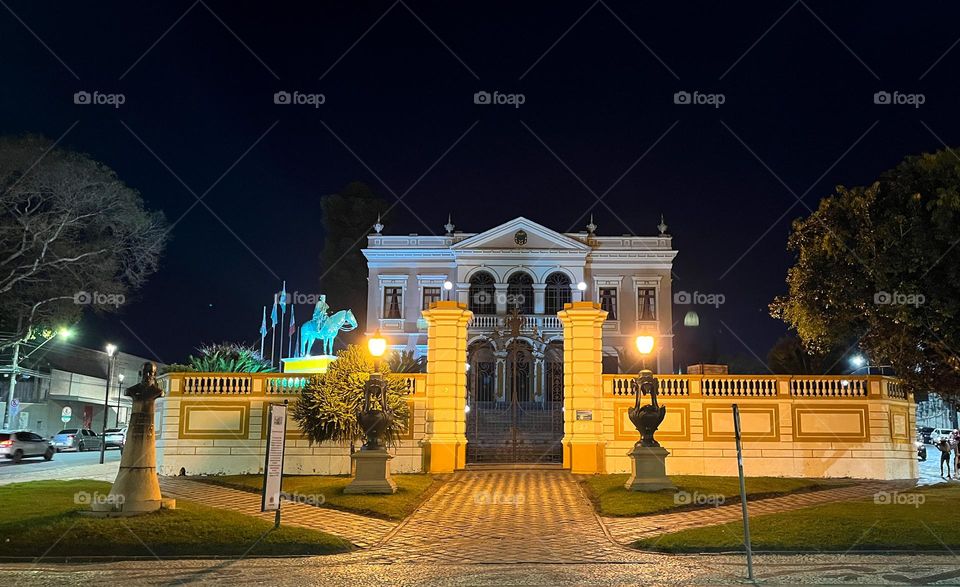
[386,350,426,373]
[771,147,960,398]
[766,334,848,375]
[318,182,387,345]
[291,344,410,447]
[0,135,168,348]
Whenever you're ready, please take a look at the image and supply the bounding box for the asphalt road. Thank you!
[0,446,122,480]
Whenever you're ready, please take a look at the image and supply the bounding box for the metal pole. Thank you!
[99,355,113,464]
[2,339,20,430]
[733,404,754,581]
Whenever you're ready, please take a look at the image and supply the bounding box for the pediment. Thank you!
[451,217,590,251]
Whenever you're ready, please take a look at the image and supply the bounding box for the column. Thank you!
[533,283,546,314]
[494,283,509,315]
[557,301,607,474]
[421,300,473,473]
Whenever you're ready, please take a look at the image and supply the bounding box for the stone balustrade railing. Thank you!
[602,374,908,400]
[468,314,562,331]
[160,371,427,397]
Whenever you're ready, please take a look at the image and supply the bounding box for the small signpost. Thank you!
[732,404,754,581]
[61,406,72,424]
[261,401,288,528]
[9,398,19,419]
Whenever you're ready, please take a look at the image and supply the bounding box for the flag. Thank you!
[279,281,287,307]
[289,304,296,337]
[270,295,278,328]
[259,306,267,338]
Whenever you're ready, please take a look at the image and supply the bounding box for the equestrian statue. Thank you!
[299,296,358,357]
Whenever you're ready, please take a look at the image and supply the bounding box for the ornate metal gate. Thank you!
[466,310,564,464]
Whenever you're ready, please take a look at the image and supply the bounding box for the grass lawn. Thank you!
[583,474,850,516]
[0,480,352,559]
[635,484,960,552]
[197,473,436,521]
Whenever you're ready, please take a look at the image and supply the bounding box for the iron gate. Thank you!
[465,313,564,464]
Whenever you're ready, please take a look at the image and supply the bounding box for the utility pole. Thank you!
[100,344,117,464]
[2,339,21,430]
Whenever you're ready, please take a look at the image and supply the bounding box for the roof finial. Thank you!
[444,213,455,235]
[658,214,668,236]
[373,212,384,234]
[586,213,597,235]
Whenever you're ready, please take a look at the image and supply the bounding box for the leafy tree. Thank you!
[386,350,426,373]
[0,135,167,348]
[766,334,848,375]
[771,147,960,398]
[292,344,410,447]
[162,342,275,373]
[318,182,387,344]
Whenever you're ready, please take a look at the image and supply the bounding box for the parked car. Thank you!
[917,440,927,461]
[0,431,54,463]
[919,427,934,444]
[931,428,955,444]
[103,428,127,450]
[52,428,103,452]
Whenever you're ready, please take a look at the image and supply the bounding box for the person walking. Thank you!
[952,430,960,479]
[935,437,953,478]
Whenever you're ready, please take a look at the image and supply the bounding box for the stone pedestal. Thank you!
[344,449,397,494]
[624,445,676,492]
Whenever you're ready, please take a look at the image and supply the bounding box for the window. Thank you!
[383,287,402,319]
[507,272,534,314]
[638,287,657,321]
[422,286,441,309]
[468,272,496,315]
[544,272,572,315]
[599,287,618,320]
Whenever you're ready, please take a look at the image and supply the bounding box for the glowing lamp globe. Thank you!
[635,335,655,356]
[368,330,387,358]
[683,311,700,327]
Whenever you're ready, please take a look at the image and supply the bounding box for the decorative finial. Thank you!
[373,212,384,234]
[444,213,455,235]
[586,214,597,235]
[658,214,668,236]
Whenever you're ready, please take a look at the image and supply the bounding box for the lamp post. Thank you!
[443,280,453,302]
[345,330,397,494]
[625,334,674,491]
[115,372,125,427]
[2,326,73,430]
[577,281,587,302]
[100,343,117,465]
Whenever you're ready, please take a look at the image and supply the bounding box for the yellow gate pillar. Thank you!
[557,301,608,474]
[421,300,473,473]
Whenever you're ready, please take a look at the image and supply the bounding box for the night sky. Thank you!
[3,2,959,368]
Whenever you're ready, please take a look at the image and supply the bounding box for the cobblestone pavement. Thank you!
[601,480,911,545]
[158,477,395,548]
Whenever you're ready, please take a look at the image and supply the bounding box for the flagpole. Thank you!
[279,303,285,362]
[260,306,267,358]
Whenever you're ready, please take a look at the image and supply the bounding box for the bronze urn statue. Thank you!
[628,370,666,447]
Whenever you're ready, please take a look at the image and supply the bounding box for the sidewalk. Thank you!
[599,480,909,545]
[158,478,396,548]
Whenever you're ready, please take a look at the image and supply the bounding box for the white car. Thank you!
[931,428,956,443]
[0,430,55,463]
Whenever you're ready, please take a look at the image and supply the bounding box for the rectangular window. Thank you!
[422,286,441,309]
[383,287,403,319]
[638,287,657,321]
[599,287,618,320]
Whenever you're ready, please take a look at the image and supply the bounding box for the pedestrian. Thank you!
[952,430,960,479]
[935,437,953,478]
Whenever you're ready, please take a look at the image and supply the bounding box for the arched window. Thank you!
[468,271,496,315]
[507,272,534,314]
[544,272,572,315]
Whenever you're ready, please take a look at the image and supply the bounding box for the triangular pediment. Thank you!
[451,217,590,251]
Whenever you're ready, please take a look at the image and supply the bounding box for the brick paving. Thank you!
[600,480,912,545]
[158,477,395,548]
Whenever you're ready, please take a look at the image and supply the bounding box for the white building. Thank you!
[362,216,677,374]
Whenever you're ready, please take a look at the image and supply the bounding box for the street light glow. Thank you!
[850,354,866,368]
[636,335,655,356]
[368,330,387,358]
[105,343,118,357]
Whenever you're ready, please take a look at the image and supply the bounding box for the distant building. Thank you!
[0,346,154,437]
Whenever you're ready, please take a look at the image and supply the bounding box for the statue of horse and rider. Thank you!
[299,295,358,357]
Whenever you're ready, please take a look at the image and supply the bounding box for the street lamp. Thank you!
[100,343,117,464]
[359,330,390,451]
[577,281,587,301]
[443,280,453,301]
[115,372,125,427]
[2,326,74,430]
